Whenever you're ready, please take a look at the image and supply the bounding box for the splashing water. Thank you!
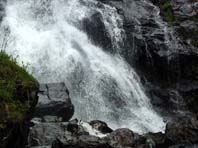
[0,0,165,133]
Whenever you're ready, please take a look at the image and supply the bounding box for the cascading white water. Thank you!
[0,0,165,133]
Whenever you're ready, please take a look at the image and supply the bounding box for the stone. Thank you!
[89,120,113,134]
[105,128,135,147]
[165,117,198,145]
[34,83,74,122]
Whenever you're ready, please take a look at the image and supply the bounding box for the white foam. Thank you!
[0,0,165,133]
[79,121,108,138]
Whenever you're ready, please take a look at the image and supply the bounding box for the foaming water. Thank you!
[0,0,165,133]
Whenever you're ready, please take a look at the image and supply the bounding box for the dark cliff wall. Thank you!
[145,0,198,114]
[84,0,198,116]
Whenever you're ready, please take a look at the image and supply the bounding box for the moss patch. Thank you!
[160,1,175,24]
[0,51,38,141]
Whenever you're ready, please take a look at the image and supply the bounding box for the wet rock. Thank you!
[0,0,6,22]
[34,83,74,122]
[77,135,112,148]
[89,120,113,134]
[82,12,113,53]
[67,119,89,136]
[28,83,77,147]
[29,116,198,148]
[105,128,135,147]
[147,86,188,116]
[51,135,113,148]
[169,144,198,148]
[28,122,70,147]
[28,119,89,147]
[95,0,198,117]
[165,117,198,145]
[144,132,167,148]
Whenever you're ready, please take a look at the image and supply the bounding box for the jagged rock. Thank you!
[89,120,113,134]
[34,83,74,122]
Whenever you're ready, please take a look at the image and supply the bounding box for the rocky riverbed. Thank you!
[27,83,198,148]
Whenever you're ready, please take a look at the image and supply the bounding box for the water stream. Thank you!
[0,0,165,133]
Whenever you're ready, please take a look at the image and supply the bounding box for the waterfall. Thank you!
[0,0,165,133]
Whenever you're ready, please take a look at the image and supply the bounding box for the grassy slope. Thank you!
[0,51,38,140]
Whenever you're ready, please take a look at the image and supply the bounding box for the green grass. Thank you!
[0,51,38,139]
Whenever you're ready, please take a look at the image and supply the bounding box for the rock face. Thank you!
[28,83,75,147]
[152,0,198,48]
[34,83,74,122]
[45,116,198,148]
[19,82,198,148]
[80,0,198,117]
[82,12,113,53]
[29,122,72,147]
[145,0,198,114]
[165,117,198,145]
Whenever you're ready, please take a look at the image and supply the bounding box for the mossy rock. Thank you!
[0,51,39,145]
[160,1,175,24]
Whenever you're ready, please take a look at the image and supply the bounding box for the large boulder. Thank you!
[28,83,75,147]
[28,122,72,147]
[34,83,74,122]
[29,119,111,148]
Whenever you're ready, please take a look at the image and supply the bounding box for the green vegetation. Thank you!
[0,51,38,140]
[160,1,175,24]
[152,1,197,48]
